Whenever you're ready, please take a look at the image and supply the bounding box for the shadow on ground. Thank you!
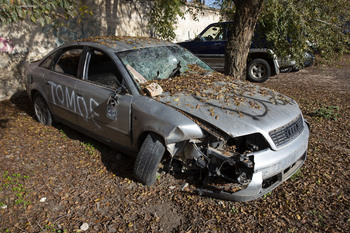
[8,91,136,182]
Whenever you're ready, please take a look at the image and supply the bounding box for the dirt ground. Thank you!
[0,55,349,232]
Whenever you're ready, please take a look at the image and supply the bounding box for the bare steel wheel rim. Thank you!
[34,97,48,124]
[251,64,266,79]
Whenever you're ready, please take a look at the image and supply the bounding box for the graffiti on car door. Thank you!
[47,81,101,128]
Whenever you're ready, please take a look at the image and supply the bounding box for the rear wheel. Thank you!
[133,133,166,186]
[33,93,52,125]
[247,58,271,83]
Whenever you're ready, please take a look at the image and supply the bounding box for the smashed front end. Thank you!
[174,114,309,202]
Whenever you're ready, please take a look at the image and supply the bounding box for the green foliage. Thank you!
[81,141,97,155]
[149,0,186,40]
[1,171,31,208]
[260,0,350,66]
[259,0,308,66]
[212,0,235,20]
[312,105,340,121]
[290,168,304,181]
[262,191,271,199]
[60,129,67,139]
[44,222,67,232]
[0,0,91,26]
[149,0,203,40]
[230,205,238,213]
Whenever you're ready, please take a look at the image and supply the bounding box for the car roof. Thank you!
[73,36,173,52]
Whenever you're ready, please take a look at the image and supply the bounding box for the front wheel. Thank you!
[33,93,53,125]
[247,58,271,83]
[133,133,166,186]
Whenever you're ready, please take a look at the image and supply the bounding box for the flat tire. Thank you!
[133,133,165,185]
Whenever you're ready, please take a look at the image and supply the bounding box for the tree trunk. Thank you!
[224,0,264,80]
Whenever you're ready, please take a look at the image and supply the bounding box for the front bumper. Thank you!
[197,121,309,201]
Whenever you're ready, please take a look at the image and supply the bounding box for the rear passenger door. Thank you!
[74,48,133,149]
[41,46,84,125]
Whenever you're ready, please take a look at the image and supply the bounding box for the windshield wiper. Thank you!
[153,71,160,80]
[168,61,181,79]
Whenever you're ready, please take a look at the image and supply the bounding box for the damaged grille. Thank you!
[269,115,304,147]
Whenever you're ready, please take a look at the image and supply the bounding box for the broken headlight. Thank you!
[182,130,269,186]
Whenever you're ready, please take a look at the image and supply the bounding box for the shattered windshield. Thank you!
[117,45,212,83]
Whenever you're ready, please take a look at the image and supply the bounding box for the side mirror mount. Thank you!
[116,85,127,95]
[113,76,128,96]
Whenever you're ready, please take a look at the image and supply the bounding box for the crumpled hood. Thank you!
[155,81,302,139]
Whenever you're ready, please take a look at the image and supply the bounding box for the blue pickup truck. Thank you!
[178,22,314,82]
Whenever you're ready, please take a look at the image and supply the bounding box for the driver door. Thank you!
[193,24,227,71]
[74,48,133,150]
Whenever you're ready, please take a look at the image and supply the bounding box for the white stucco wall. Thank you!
[174,5,220,42]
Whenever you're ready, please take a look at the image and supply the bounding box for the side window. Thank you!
[200,25,226,41]
[54,48,83,77]
[39,52,57,69]
[86,49,121,89]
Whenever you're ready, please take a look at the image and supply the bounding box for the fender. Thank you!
[26,66,50,105]
[249,48,280,75]
[131,96,204,153]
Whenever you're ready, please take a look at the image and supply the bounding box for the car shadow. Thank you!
[9,91,136,182]
[8,92,203,192]
[55,123,136,181]
[9,90,34,115]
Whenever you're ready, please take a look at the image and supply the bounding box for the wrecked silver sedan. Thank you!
[25,36,309,201]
